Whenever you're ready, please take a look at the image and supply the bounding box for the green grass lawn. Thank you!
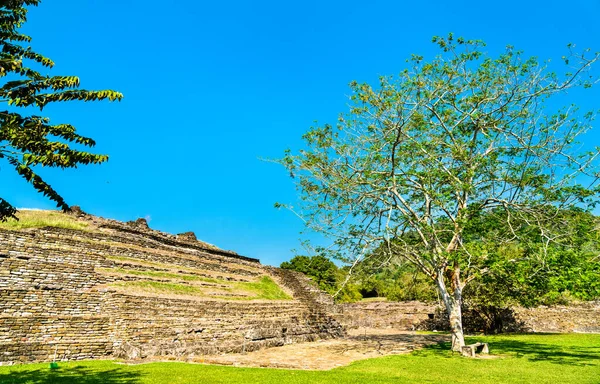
[0,334,598,384]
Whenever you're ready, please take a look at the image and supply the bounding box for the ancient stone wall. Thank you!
[513,302,600,333]
[0,217,343,364]
[4,210,596,364]
[332,301,436,330]
[333,300,600,334]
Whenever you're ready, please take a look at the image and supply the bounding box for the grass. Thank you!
[0,334,597,383]
[236,276,292,300]
[0,209,88,231]
[110,276,291,301]
[105,256,202,273]
[360,297,388,302]
[111,281,206,296]
[98,267,225,284]
[105,255,260,279]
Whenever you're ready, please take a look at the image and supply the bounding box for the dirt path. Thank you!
[194,329,448,370]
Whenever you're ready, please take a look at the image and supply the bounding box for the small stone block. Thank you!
[461,345,475,357]
[479,343,489,354]
[461,342,489,357]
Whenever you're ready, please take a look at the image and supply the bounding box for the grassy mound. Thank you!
[0,210,87,231]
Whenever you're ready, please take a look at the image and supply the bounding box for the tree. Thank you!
[351,254,437,302]
[461,208,600,332]
[279,34,599,352]
[0,0,123,221]
[281,255,340,293]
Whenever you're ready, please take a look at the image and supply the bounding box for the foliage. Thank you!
[1,334,599,383]
[0,209,88,230]
[280,255,364,302]
[362,265,437,303]
[280,254,437,302]
[342,251,438,302]
[281,255,339,293]
[279,33,599,349]
[333,282,363,303]
[0,0,123,221]
[462,208,600,326]
[281,209,600,312]
[384,208,600,308]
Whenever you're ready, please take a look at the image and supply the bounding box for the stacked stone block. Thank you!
[0,218,343,364]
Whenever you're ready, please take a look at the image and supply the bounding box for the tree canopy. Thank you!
[281,207,600,314]
[279,34,599,351]
[281,255,340,293]
[0,0,122,221]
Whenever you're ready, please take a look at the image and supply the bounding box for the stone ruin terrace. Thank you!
[2,209,599,368]
[0,209,344,364]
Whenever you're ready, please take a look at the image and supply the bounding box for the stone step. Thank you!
[1,238,262,280]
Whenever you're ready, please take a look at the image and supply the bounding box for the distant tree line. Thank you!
[281,208,600,309]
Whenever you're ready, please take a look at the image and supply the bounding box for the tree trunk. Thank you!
[436,270,465,352]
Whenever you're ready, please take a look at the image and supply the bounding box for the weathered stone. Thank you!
[334,300,600,334]
[127,218,149,229]
[332,301,436,330]
[2,211,596,365]
[114,342,143,359]
[177,232,197,241]
[460,342,489,357]
[0,214,344,364]
[67,206,86,217]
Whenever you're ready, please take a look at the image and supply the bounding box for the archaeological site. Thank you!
[1,209,598,365]
[0,208,347,364]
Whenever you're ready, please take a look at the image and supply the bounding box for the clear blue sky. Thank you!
[3,0,600,265]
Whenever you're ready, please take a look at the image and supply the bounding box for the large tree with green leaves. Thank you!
[279,35,599,352]
[0,0,122,221]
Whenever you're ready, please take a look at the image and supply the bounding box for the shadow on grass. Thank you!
[0,365,142,384]
[484,338,599,367]
[413,335,599,367]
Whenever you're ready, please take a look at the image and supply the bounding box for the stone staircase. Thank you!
[267,267,345,339]
[0,212,346,364]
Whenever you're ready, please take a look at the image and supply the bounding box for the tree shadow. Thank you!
[484,338,600,367]
[413,336,599,367]
[417,305,529,334]
[462,306,529,334]
[0,365,142,384]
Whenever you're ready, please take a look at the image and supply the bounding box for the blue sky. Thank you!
[3,0,600,265]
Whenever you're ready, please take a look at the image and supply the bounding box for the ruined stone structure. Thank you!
[334,301,600,334]
[332,301,437,330]
[512,303,600,333]
[0,210,344,364]
[1,209,598,365]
